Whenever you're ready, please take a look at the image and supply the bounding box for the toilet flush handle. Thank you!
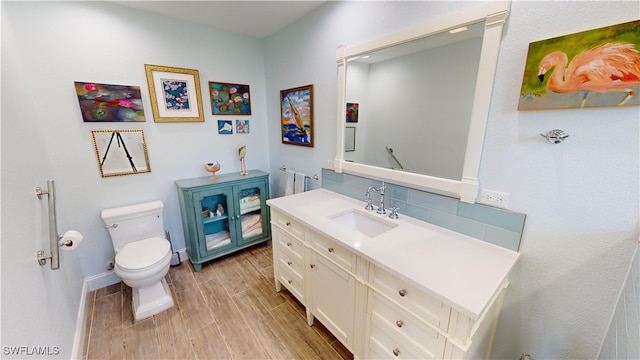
[105,223,118,229]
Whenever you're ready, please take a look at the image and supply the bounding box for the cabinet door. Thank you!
[234,180,269,245]
[309,240,356,350]
[196,186,236,257]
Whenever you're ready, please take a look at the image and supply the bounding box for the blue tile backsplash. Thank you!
[321,168,526,251]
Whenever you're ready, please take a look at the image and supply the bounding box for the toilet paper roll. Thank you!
[58,230,83,251]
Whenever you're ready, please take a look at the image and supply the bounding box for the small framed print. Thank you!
[144,64,204,122]
[236,119,250,134]
[346,102,359,123]
[218,120,233,134]
[280,84,313,147]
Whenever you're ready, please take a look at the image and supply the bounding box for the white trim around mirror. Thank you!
[332,1,510,202]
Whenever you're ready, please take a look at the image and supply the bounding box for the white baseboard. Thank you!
[71,279,89,359]
[86,270,121,292]
[176,248,188,263]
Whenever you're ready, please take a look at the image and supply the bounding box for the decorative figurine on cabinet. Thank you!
[238,145,248,175]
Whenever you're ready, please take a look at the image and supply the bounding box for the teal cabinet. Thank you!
[176,171,271,272]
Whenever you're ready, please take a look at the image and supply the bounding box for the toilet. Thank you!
[101,200,174,321]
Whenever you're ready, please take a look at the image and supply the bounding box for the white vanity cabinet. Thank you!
[267,189,519,360]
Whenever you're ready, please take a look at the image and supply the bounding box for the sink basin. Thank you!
[329,209,397,238]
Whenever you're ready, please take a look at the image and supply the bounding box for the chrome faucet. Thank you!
[364,186,375,211]
[375,182,386,214]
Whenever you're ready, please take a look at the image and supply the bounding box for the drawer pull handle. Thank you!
[286,221,291,226]
[396,320,404,328]
[287,261,292,266]
[328,247,334,253]
[398,289,407,297]
[287,242,292,247]
[392,348,400,357]
[310,264,316,269]
[288,280,293,284]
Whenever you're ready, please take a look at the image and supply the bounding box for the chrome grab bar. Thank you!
[35,179,60,270]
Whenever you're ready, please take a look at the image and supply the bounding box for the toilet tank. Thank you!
[101,200,165,253]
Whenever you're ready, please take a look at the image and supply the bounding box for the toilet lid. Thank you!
[116,237,171,271]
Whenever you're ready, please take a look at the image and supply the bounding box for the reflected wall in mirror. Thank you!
[91,129,151,178]
[345,22,484,180]
[334,1,510,202]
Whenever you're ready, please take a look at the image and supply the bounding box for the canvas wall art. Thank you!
[144,64,204,122]
[74,82,145,122]
[236,120,250,134]
[218,120,233,134]
[518,20,640,110]
[209,82,251,115]
[346,102,359,123]
[280,85,314,147]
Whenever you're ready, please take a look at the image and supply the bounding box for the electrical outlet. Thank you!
[480,189,510,208]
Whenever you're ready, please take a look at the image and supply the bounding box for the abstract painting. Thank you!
[280,85,313,147]
[236,119,250,134]
[346,102,359,123]
[209,82,251,115]
[518,20,640,110]
[218,120,233,134]
[74,82,145,122]
[144,64,204,122]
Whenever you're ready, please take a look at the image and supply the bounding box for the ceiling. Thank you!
[110,1,326,39]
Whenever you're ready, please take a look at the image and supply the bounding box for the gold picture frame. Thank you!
[144,64,204,122]
[91,130,151,178]
[280,84,314,147]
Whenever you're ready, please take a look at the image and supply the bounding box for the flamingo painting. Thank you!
[518,19,640,110]
[537,43,640,107]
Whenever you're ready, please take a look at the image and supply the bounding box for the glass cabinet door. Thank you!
[197,187,236,256]
[236,182,267,244]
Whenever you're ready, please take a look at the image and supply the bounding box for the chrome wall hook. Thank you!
[540,129,569,144]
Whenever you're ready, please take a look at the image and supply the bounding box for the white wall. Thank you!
[1,1,271,280]
[265,1,639,359]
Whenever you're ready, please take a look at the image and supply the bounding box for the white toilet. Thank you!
[101,200,174,321]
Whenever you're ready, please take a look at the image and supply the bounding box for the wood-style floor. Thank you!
[82,243,353,359]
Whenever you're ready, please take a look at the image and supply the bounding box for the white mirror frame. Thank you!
[332,1,510,203]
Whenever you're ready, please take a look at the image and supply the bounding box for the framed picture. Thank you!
[209,82,251,115]
[236,119,250,134]
[144,64,204,122]
[345,126,356,152]
[346,102,359,123]
[91,130,150,178]
[518,19,640,110]
[280,84,314,147]
[218,120,233,134]
[74,82,145,122]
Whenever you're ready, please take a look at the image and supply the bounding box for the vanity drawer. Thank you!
[276,268,304,303]
[276,249,304,281]
[311,232,355,272]
[276,229,305,260]
[370,265,450,331]
[368,323,433,360]
[271,210,305,240]
[370,290,446,358]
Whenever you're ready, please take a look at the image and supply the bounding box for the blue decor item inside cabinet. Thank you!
[175,170,271,271]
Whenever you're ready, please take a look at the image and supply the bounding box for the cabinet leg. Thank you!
[275,279,282,292]
[306,308,314,326]
[192,262,202,272]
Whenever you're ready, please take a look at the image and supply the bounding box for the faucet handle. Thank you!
[389,207,399,219]
[365,197,375,211]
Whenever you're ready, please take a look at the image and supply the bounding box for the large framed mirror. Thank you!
[91,129,151,178]
[333,1,510,202]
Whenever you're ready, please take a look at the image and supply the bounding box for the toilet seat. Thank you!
[116,237,171,272]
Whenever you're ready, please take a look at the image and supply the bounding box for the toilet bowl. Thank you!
[101,201,175,322]
[114,237,174,321]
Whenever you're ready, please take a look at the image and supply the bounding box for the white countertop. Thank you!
[267,188,520,320]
